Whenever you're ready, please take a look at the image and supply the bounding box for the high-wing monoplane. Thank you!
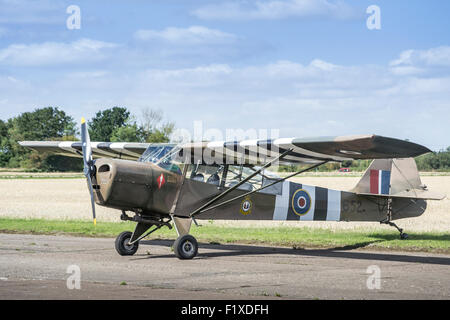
[20,120,445,259]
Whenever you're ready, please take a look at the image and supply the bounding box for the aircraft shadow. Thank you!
[137,236,450,266]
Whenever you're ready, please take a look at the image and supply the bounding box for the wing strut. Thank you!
[189,148,293,218]
[193,160,328,216]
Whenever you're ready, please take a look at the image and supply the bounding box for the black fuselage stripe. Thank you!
[287,182,301,221]
[314,187,328,221]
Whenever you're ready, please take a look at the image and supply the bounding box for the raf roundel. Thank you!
[291,189,311,216]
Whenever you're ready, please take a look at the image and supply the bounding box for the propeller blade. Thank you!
[86,173,97,226]
[81,117,93,176]
[80,117,96,226]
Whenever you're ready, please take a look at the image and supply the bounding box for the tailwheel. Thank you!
[173,234,198,260]
[115,231,139,256]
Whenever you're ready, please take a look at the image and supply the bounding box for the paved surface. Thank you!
[1,233,449,300]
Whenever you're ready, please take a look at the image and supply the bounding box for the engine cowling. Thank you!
[92,158,181,215]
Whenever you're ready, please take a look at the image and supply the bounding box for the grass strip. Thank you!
[0,175,84,180]
[0,217,449,253]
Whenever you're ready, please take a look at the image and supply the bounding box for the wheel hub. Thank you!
[182,241,194,254]
[123,238,135,251]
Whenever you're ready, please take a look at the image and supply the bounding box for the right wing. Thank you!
[180,134,432,165]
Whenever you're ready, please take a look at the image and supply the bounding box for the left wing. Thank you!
[19,141,153,160]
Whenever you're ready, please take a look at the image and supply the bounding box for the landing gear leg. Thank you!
[172,215,198,259]
[115,211,173,256]
[381,221,409,240]
[381,198,408,240]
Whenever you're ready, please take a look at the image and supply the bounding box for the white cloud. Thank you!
[134,26,237,45]
[0,0,65,24]
[0,38,118,66]
[389,66,424,76]
[390,46,450,67]
[0,46,449,150]
[66,71,110,79]
[130,26,249,65]
[192,0,357,20]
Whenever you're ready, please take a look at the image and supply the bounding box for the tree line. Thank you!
[0,106,448,172]
[415,148,450,171]
[0,106,174,171]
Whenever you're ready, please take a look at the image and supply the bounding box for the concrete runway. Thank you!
[1,233,449,300]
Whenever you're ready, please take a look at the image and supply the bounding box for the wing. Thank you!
[21,135,431,164]
[19,141,162,160]
[180,134,431,165]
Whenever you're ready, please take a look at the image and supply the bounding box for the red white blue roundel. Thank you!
[292,189,312,216]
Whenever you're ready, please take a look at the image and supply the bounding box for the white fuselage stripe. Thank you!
[273,181,290,220]
[299,185,316,221]
[326,189,341,221]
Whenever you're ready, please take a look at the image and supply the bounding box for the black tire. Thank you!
[174,234,198,259]
[115,231,139,256]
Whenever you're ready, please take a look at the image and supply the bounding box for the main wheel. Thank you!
[115,231,139,256]
[173,234,198,260]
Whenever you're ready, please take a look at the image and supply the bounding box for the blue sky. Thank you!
[0,0,449,150]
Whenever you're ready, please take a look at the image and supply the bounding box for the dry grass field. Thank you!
[0,172,448,233]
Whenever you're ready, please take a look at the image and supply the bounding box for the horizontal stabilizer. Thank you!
[357,190,445,200]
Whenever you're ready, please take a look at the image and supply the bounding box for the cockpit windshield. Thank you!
[155,146,184,175]
[138,144,184,174]
[138,145,176,164]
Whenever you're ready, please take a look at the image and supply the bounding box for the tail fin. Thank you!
[352,158,445,200]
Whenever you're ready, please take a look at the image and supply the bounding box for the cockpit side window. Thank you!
[222,165,283,195]
[186,164,223,186]
[224,165,260,191]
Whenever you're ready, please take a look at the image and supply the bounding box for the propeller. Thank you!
[81,117,97,226]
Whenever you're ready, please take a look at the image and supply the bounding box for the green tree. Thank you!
[0,119,10,166]
[110,108,175,143]
[145,125,174,143]
[88,107,130,142]
[0,119,7,137]
[341,160,353,168]
[415,148,450,171]
[9,107,77,141]
[111,123,141,142]
[138,108,174,143]
[6,107,80,171]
